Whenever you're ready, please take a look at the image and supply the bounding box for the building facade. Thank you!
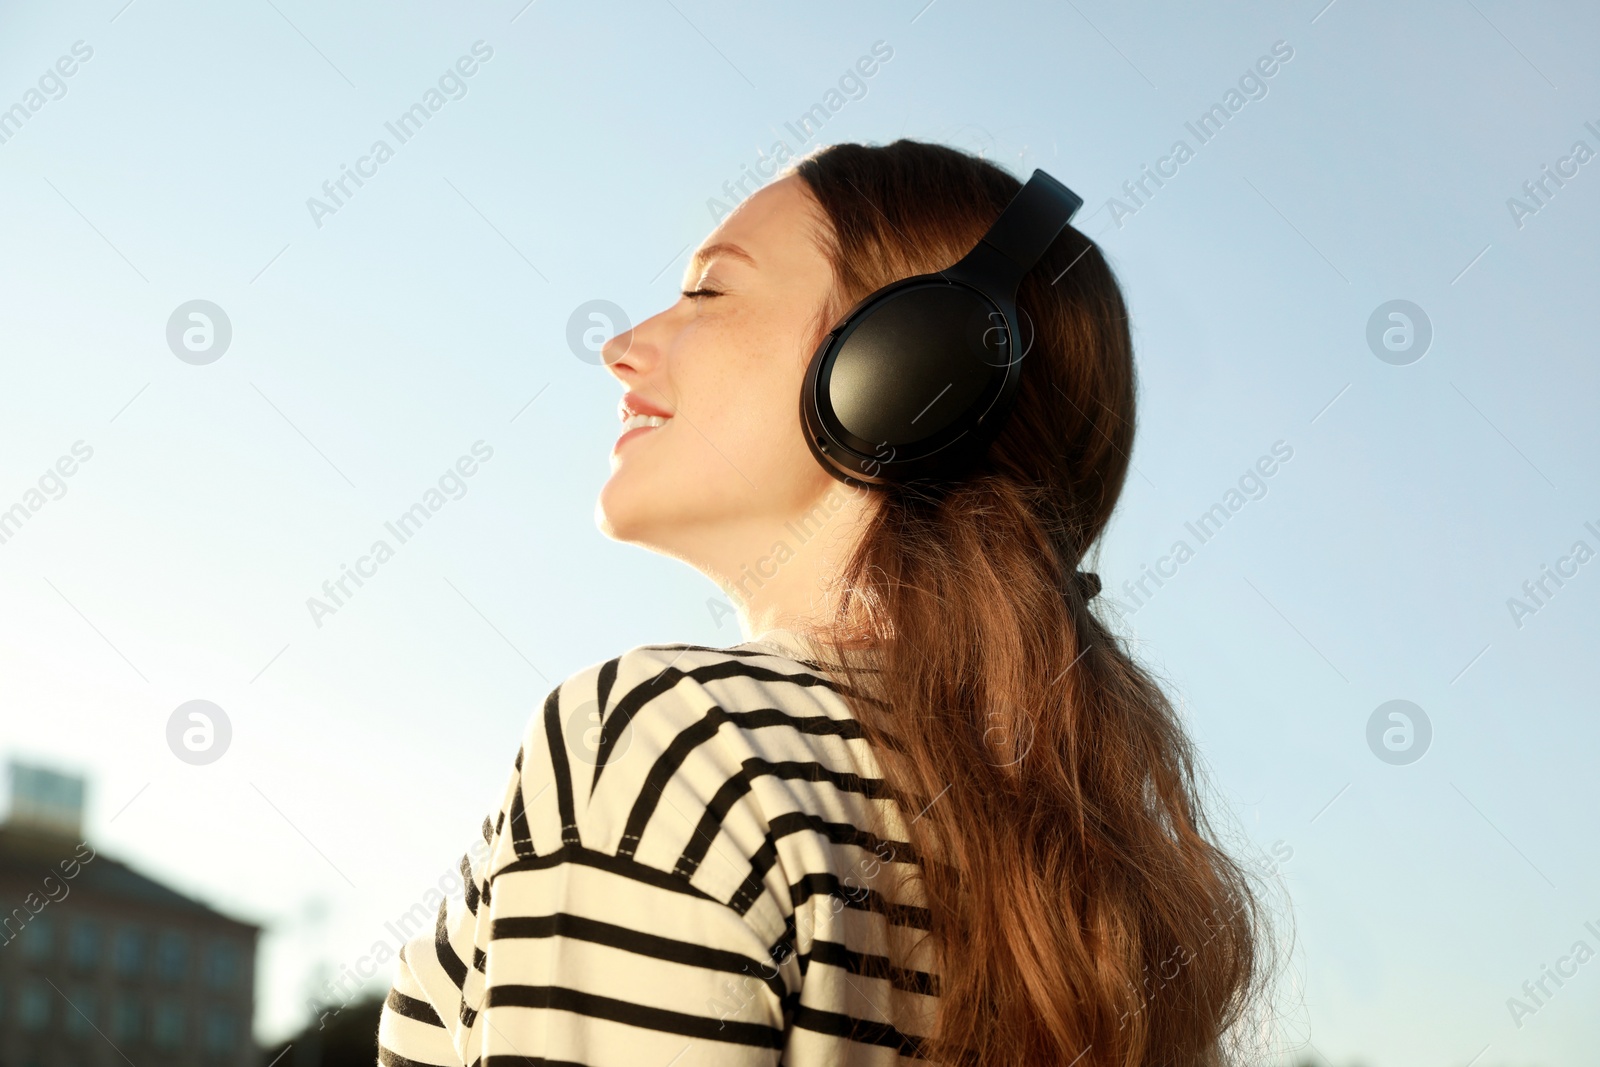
[0,762,259,1066]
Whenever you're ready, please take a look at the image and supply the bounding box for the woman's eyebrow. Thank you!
[687,242,757,276]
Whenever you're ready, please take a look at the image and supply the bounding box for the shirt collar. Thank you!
[749,627,881,670]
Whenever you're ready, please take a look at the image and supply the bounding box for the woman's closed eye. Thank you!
[681,287,723,301]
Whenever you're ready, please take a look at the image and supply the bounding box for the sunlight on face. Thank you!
[595,175,856,574]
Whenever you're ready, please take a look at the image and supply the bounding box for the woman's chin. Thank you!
[594,477,655,544]
[593,487,628,542]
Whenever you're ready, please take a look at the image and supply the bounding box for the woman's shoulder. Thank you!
[490,632,894,926]
[390,634,927,1067]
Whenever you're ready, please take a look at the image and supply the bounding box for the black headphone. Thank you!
[800,168,1084,489]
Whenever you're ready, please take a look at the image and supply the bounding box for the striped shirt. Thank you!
[376,628,941,1066]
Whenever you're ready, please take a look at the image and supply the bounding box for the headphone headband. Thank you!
[946,169,1083,292]
[801,168,1084,489]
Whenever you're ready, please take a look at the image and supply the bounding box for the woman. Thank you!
[376,139,1268,1066]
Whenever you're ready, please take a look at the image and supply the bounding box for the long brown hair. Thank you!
[789,140,1272,1066]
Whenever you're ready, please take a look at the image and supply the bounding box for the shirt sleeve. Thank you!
[376,654,791,1066]
[375,785,506,1066]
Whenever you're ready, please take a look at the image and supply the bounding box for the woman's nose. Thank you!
[601,327,633,369]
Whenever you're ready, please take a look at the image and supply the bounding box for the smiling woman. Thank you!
[375,139,1272,1067]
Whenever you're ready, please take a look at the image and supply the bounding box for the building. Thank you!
[0,760,259,1066]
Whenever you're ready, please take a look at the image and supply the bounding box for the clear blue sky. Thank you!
[1,0,1596,1061]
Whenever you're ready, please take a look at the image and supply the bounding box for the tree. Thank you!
[260,993,385,1066]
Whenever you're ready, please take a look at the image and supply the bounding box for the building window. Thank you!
[113,925,147,977]
[69,917,102,970]
[18,981,50,1029]
[65,987,98,1037]
[155,930,188,982]
[110,993,141,1042]
[203,1005,239,1052]
[18,915,54,961]
[152,999,185,1047]
[205,939,241,989]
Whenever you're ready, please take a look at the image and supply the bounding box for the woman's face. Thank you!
[596,174,871,603]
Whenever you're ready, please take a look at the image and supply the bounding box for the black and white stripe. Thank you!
[375,631,940,1066]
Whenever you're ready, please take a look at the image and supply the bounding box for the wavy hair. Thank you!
[789,140,1274,1066]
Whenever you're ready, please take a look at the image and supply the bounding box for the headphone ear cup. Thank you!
[799,167,1082,489]
[802,277,1020,487]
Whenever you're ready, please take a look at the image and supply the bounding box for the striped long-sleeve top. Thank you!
[376,628,942,1066]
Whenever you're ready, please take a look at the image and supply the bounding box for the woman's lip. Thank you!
[612,421,666,454]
